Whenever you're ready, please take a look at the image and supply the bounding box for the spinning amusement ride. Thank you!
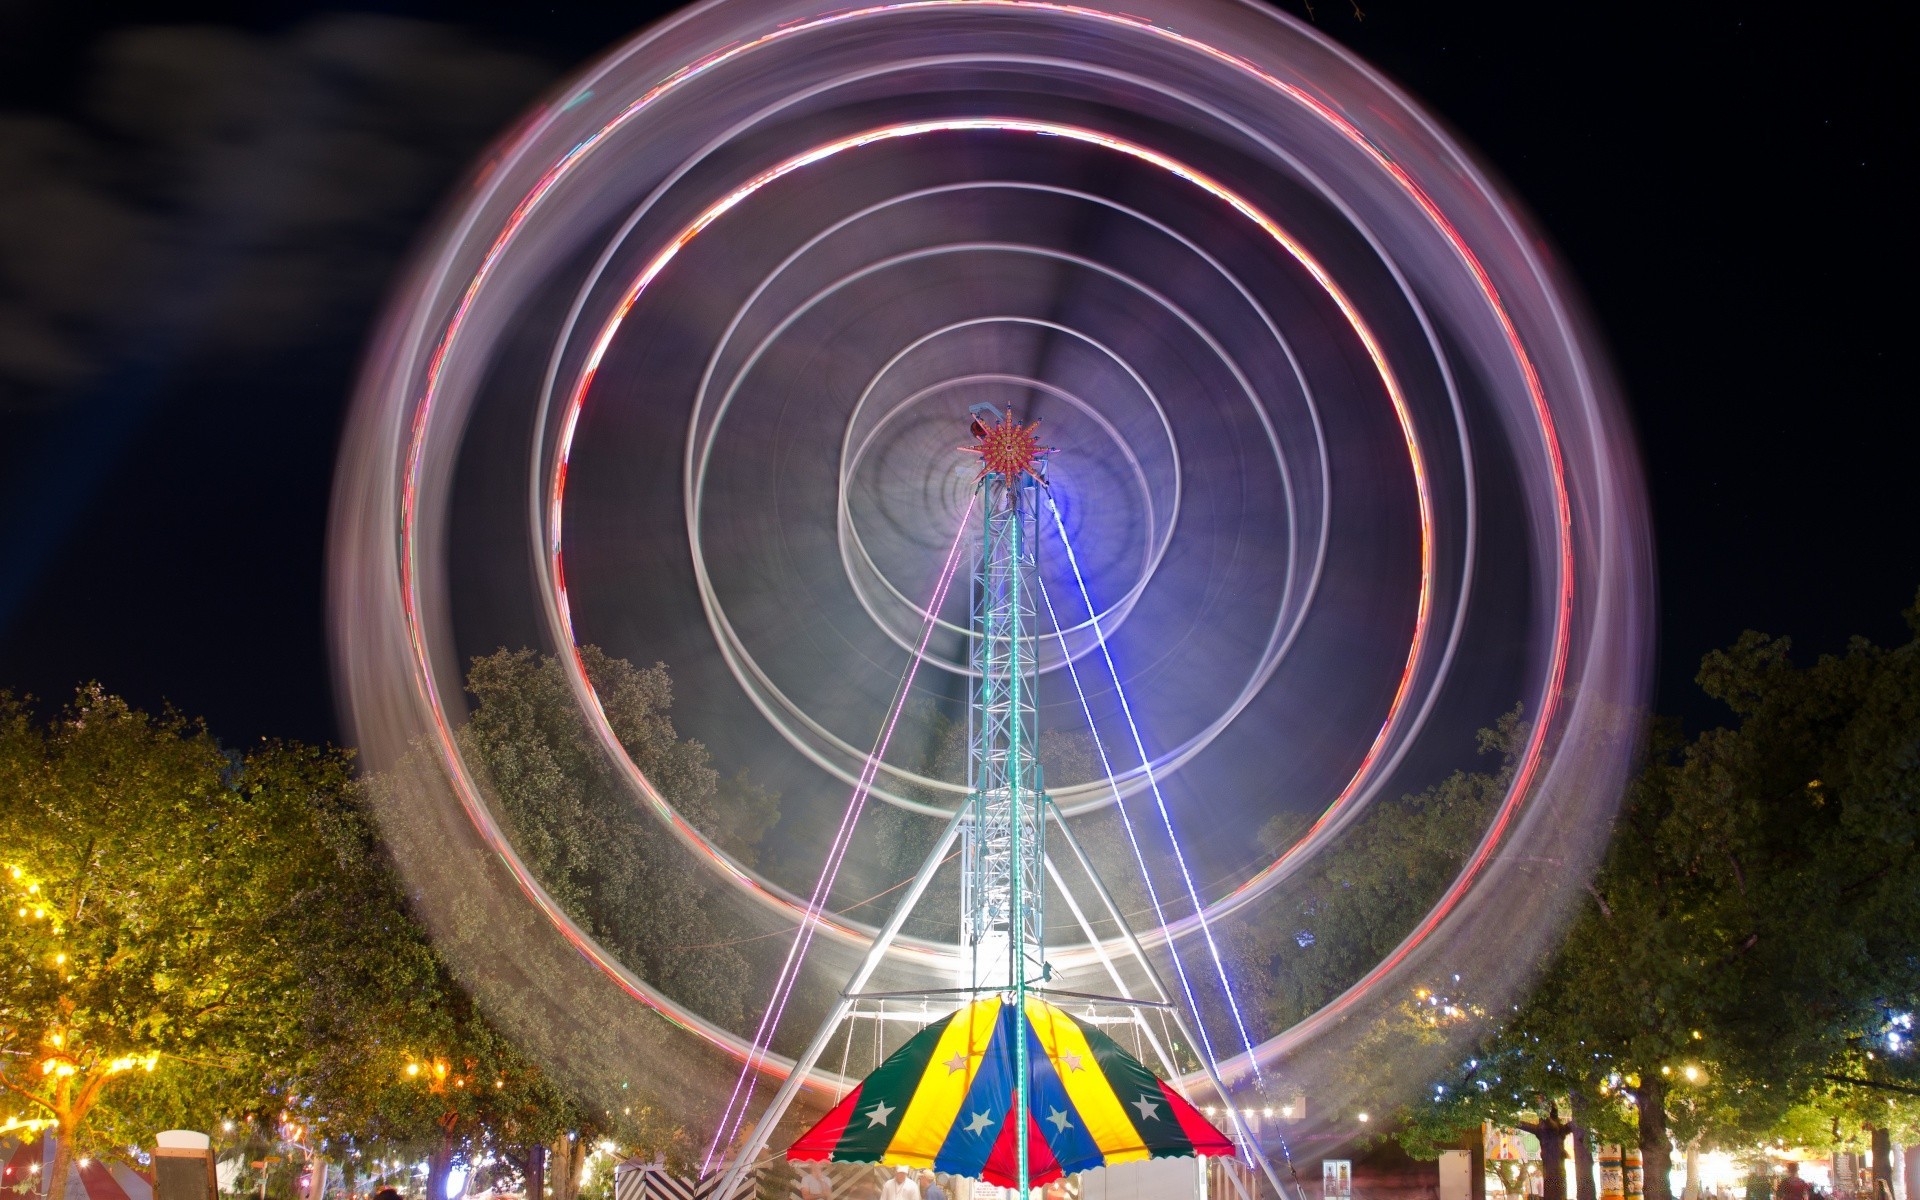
[330,0,1653,1196]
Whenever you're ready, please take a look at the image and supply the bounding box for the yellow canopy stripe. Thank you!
[884,996,1004,1167]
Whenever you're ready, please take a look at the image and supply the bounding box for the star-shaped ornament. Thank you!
[1132,1094,1162,1122]
[865,1101,896,1127]
[964,1111,994,1136]
[959,410,1053,483]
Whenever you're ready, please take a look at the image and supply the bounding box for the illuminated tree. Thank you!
[0,685,608,1200]
[0,688,330,1200]
[274,759,591,1200]
[1389,595,1920,1196]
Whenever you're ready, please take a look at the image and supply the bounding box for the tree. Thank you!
[0,684,609,1200]
[1389,593,1920,1197]
[459,648,780,1031]
[1392,980,1595,1200]
[1541,605,1920,1197]
[1238,711,1522,1035]
[272,758,591,1200]
[0,688,336,1200]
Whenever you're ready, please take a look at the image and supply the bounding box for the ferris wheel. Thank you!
[330,0,1652,1190]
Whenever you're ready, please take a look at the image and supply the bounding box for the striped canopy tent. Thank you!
[1,1135,155,1200]
[789,997,1234,1188]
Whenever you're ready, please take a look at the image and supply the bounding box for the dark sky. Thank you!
[0,0,1907,748]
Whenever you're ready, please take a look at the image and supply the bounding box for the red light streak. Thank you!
[392,0,1577,1086]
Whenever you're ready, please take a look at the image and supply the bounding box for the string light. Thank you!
[1034,571,1223,1070]
[1038,516,1298,1194]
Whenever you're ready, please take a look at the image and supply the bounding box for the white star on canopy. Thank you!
[1132,1094,1162,1122]
[1046,1108,1073,1134]
[865,1101,896,1127]
[964,1111,993,1136]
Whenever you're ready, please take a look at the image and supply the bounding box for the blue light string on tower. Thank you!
[1038,549,1320,1200]
[1041,491,1265,1076]
[1033,570,1248,1162]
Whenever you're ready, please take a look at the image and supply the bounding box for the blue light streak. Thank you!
[1032,566,1224,1076]
[1039,516,1315,1194]
[1041,492,1265,1074]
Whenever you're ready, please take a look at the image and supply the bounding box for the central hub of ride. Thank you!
[967,407,1051,482]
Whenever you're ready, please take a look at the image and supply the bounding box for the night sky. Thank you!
[0,0,1906,748]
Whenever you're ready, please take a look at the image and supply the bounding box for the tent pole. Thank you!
[1041,852,1180,1081]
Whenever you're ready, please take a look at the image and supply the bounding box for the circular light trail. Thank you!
[546,118,1435,969]
[334,0,1652,1134]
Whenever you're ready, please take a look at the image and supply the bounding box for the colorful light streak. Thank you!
[703,494,976,1172]
[1032,556,1237,1130]
[1037,530,1312,1197]
[547,117,1433,957]
[1039,493,1260,1075]
[385,0,1578,1089]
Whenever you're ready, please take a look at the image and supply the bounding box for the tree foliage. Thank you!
[459,648,780,1032]
[0,683,601,1196]
[276,754,588,1199]
[1237,711,1521,1034]
[1385,595,1920,1194]
[0,688,335,1200]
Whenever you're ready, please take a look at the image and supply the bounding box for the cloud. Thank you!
[0,16,556,411]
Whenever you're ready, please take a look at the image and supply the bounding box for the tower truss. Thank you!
[961,402,1049,998]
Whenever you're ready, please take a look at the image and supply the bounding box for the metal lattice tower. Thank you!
[960,404,1048,996]
[958,401,1052,1194]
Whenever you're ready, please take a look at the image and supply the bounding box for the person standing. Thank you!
[920,1173,946,1200]
[880,1166,920,1200]
[1778,1163,1813,1200]
[799,1164,831,1200]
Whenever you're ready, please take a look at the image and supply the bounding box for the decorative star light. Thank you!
[943,1052,969,1076]
[960,410,1053,483]
[1046,1108,1073,1134]
[964,1111,994,1136]
[1132,1095,1162,1122]
[865,1101,896,1127]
